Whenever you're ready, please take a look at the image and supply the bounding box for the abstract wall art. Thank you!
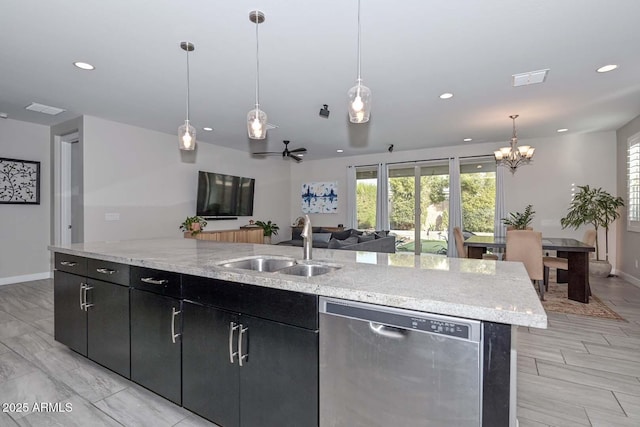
[301,181,337,213]
[0,157,41,204]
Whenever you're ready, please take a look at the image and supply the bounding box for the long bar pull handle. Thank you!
[140,277,169,285]
[96,268,116,275]
[83,286,94,310]
[229,322,239,363]
[238,325,248,367]
[369,322,406,339]
[171,307,181,344]
[79,283,86,310]
[60,261,78,267]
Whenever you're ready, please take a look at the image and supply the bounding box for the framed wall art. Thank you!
[301,181,337,213]
[0,157,41,205]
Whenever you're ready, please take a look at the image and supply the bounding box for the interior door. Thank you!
[182,301,240,427]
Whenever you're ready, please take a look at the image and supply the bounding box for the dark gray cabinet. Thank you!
[54,255,130,377]
[182,276,319,427]
[54,270,88,356]
[130,267,182,405]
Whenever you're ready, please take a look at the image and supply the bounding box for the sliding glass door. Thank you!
[390,162,450,255]
[460,159,496,237]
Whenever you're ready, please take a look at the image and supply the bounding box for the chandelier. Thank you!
[494,115,535,173]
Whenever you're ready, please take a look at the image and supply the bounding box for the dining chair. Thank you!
[543,229,596,290]
[506,230,545,300]
[453,226,467,258]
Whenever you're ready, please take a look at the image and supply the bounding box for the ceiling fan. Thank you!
[254,140,307,162]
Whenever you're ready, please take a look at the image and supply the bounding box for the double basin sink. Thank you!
[219,256,340,277]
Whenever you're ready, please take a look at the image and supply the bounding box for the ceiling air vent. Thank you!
[512,69,550,87]
[25,102,66,115]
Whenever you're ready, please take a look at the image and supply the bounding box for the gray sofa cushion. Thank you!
[313,233,332,243]
[358,234,375,243]
[327,236,359,249]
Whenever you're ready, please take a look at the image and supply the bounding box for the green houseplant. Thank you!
[255,220,279,244]
[560,185,624,277]
[180,216,207,236]
[502,204,535,230]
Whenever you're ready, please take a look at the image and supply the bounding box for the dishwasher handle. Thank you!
[369,322,407,339]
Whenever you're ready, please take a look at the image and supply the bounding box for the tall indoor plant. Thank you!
[560,185,624,276]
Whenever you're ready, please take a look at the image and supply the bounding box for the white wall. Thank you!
[0,118,51,284]
[82,116,290,243]
[290,131,619,265]
[616,114,640,283]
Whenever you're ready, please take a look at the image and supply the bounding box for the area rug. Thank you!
[541,282,625,321]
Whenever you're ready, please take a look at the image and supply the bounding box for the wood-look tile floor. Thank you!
[0,276,638,426]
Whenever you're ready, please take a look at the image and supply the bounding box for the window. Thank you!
[460,159,496,236]
[355,167,377,230]
[629,133,640,232]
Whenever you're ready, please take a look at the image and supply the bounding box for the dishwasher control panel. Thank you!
[321,298,480,342]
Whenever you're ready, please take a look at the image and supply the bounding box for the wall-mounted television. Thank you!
[196,171,255,218]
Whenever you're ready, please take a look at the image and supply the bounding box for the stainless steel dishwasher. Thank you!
[319,297,483,427]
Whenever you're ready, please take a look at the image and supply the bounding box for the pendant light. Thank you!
[178,41,196,151]
[494,115,535,173]
[347,0,371,123]
[247,10,267,140]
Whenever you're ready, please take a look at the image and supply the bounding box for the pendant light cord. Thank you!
[255,15,260,108]
[186,47,190,121]
[356,0,361,81]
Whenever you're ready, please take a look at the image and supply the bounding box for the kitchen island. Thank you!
[50,237,546,427]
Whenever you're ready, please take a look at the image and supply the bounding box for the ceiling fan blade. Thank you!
[289,147,307,153]
[289,154,303,162]
[253,151,280,155]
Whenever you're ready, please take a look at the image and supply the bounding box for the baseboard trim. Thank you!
[617,270,640,289]
[0,272,53,286]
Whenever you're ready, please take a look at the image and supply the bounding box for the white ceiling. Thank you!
[2,0,640,160]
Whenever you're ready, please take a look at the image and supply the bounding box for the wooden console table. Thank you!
[184,228,264,244]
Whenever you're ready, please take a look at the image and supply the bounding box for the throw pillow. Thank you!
[328,236,358,249]
[331,229,354,240]
[358,234,375,243]
[374,230,389,239]
[313,233,332,243]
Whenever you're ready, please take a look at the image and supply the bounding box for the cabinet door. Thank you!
[182,302,240,427]
[53,270,87,356]
[239,315,318,427]
[130,289,182,405]
[86,279,130,378]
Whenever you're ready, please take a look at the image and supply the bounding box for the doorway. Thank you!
[54,132,82,245]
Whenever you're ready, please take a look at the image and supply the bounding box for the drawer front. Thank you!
[130,267,181,298]
[87,259,130,286]
[54,253,87,276]
[240,284,318,330]
[182,275,240,312]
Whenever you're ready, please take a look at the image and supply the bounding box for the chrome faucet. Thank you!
[301,214,312,260]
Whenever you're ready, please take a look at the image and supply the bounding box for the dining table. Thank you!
[464,235,595,303]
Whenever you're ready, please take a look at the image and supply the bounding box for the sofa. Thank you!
[278,228,396,253]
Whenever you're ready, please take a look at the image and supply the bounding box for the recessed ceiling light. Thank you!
[596,64,618,73]
[439,92,454,99]
[557,128,568,133]
[73,61,95,70]
[463,138,472,142]
[203,127,213,131]
[336,149,344,153]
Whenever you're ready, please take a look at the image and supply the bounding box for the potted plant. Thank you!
[255,220,279,244]
[180,216,207,236]
[502,204,535,230]
[560,185,624,277]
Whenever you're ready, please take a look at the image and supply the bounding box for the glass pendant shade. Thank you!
[347,80,372,123]
[247,107,267,139]
[178,120,196,150]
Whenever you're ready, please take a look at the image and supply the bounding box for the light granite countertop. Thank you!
[49,238,547,328]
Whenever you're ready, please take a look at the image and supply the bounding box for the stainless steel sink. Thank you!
[219,257,297,272]
[277,263,340,277]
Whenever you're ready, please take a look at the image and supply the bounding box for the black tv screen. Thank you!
[196,171,255,217]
